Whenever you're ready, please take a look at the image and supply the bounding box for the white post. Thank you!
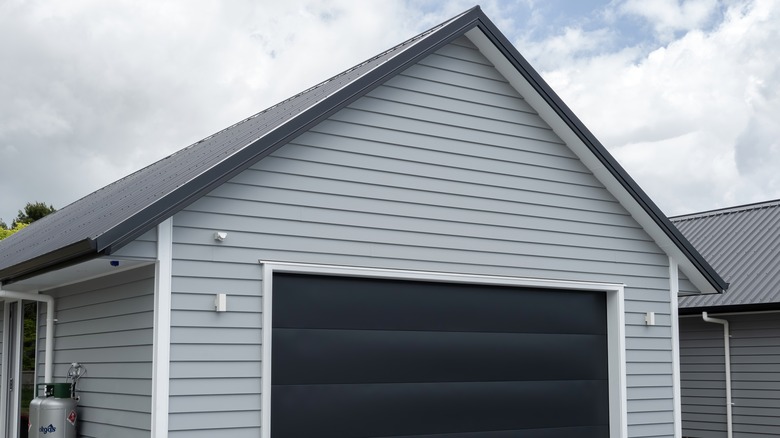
[151,218,173,438]
[0,288,55,383]
[669,258,682,438]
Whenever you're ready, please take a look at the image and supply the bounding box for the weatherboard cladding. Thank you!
[674,199,780,310]
[164,36,679,437]
[680,313,780,437]
[36,265,154,437]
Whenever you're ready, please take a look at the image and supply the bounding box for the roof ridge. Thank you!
[671,198,780,222]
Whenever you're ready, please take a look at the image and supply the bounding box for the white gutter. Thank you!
[702,311,732,438]
[0,289,54,383]
[0,288,55,383]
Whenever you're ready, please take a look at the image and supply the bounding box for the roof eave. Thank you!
[679,302,780,315]
[0,239,99,285]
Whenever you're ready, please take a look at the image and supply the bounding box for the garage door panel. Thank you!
[271,380,609,438]
[271,273,610,437]
[273,328,608,385]
[273,274,606,335]
[382,426,610,438]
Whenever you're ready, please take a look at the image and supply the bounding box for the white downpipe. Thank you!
[702,312,733,438]
[0,288,55,383]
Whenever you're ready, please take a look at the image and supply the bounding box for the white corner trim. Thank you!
[607,284,628,438]
[152,218,173,438]
[261,263,274,438]
[0,299,14,438]
[669,257,682,438]
[259,261,627,438]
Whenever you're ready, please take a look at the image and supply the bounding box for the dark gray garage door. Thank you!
[272,273,609,438]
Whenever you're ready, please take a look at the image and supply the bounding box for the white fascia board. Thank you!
[464,27,718,296]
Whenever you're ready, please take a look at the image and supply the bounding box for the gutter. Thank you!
[0,288,55,383]
[701,312,733,438]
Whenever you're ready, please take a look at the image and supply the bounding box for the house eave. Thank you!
[0,239,98,286]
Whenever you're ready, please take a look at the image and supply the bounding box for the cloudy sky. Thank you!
[1,0,778,223]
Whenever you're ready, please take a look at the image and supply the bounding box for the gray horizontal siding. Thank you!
[167,36,679,437]
[112,228,157,259]
[680,312,780,437]
[38,266,155,438]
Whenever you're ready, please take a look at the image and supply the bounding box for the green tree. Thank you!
[12,201,56,227]
[0,221,29,240]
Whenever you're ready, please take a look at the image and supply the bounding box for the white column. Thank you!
[669,257,682,438]
[151,218,173,438]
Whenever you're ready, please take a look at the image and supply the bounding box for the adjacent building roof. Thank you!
[0,7,727,294]
[675,199,780,312]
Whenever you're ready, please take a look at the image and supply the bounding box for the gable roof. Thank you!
[674,199,780,312]
[0,7,727,294]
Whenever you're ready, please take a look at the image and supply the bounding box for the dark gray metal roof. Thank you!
[0,7,727,294]
[674,199,780,311]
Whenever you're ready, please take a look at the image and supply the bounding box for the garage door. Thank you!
[271,273,609,438]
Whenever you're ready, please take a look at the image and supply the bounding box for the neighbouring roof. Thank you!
[675,199,780,312]
[0,7,727,294]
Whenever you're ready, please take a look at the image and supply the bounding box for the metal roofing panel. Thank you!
[674,199,780,310]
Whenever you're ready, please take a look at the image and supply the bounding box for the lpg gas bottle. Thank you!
[28,383,77,438]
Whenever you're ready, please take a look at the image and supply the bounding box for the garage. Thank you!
[270,272,610,437]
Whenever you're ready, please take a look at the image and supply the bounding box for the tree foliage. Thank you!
[0,221,29,240]
[12,201,56,228]
[0,201,56,240]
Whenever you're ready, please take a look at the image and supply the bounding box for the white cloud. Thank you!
[0,0,429,222]
[620,0,721,41]
[525,0,780,214]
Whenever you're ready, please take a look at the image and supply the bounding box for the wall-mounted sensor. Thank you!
[214,231,228,242]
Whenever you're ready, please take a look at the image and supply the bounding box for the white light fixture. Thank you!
[645,311,656,326]
[213,231,228,242]
[215,293,227,312]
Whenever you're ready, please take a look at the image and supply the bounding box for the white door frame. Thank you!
[260,261,628,438]
[1,299,23,438]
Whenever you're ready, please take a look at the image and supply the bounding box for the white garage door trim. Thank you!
[259,261,627,438]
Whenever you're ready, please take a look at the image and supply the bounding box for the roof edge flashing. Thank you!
[93,9,488,256]
[465,22,726,295]
[0,239,98,285]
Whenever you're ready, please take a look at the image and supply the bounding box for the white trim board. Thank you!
[0,299,22,438]
[151,219,173,438]
[669,258,682,438]
[259,261,628,438]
